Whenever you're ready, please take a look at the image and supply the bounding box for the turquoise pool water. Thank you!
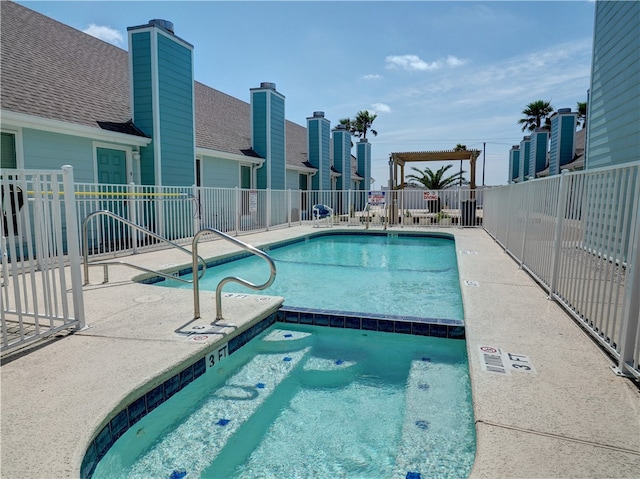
[92,323,475,479]
[159,233,463,321]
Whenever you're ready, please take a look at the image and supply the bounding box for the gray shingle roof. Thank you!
[1,1,311,168]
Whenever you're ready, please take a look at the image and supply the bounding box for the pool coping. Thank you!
[1,226,639,479]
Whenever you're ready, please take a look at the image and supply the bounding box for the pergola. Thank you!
[389,149,482,190]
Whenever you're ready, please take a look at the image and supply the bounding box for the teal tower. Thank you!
[251,82,286,190]
[128,19,195,186]
[549,108,577,176]
[332,125,351,190]
[518,136,531,182]
[509,145,520,183]
[307,111,331,191]
[528,128,549,179]
[356,139,371,191]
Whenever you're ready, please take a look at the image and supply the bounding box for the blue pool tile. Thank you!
[394,321,412,335]
[127,396,147,426]
[146,384,165,412]
[164,374,181,399]
[412,323,430,336]
[299,312,314,325]
[110,409,129,441]
[255,383,266,389]
[448,326,466,339]
[415,420,430,430]
[430,324,448,338]
[95,424,113,458]
[193,358,206,378]
[283,310,300,323]
[283,356,292,362]
[344,317,361,329]
[180,366,194,388]
[362,318,378,331]
[313,313,329,327]
[329,315,345,328]
[284,333,293,338]
[216,419,230,426]
[377,319,394,333]
[169,470,188,479]
[81,442,98,478]
[406,472,422,479]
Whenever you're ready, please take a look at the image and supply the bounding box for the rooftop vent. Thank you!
[313,111,325,118]
[558,108,572,113]
[149,19,174,33]
[260,82,277,90]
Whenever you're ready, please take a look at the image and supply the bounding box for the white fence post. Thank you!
[616,168,640,376]
[548,170,569,298]
[62,166,85,330]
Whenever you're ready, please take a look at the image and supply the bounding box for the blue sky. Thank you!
[18,0,596,186]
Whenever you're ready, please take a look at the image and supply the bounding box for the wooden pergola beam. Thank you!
[390,149,481,190]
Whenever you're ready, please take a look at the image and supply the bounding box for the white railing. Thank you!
[483,163,640,378]
[1,167,85,356]
[77,185,486,258]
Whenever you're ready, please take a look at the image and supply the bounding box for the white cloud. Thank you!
[446,55,467,67]
[83,24,124,46]
[385,54,440,71]
[371,103,391,113]
[363,74,382,80]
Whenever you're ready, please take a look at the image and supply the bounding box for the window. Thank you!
[1,132,17,169]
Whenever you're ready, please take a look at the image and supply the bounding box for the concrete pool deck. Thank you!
[1,226,639,478]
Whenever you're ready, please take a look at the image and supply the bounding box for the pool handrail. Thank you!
[192,228,276,321]
[81,209,207,285]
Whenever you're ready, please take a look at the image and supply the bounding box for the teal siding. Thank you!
[587,1,640,168]
[308,121,320,190]
[519,138,531,181]
[201,156,239,188]
[529,130,548,178]
[285,170,300,190]
[333,129,351,190]
[21,129,95,181]
[509,148,520,182]
[157,34,194,186]
[269,94,286,190]
[320,120,330,190]
[549,118,560,176]
[252,91,268,189]
[559,116,576,167]
[130,31,155,185]
[357,141,371,191]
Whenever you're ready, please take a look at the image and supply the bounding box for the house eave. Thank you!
[1,110,152,147]
[195,146,263,165]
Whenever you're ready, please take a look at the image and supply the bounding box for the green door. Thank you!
[96,148,128,251]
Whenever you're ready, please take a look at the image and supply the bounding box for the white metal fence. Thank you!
[483,162,640,379]
[78,185,486,257]
[1,167,85,356]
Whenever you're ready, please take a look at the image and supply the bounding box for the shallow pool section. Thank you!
[155,232,463,321]
[91,323,475,479]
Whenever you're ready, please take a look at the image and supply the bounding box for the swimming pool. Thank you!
[90,323,475,479]
[157,232,463,321]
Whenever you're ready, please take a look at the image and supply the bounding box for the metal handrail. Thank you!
[81,210,207,285]
[192,228,276,321]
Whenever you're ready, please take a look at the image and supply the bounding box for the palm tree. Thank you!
[518,100,554,132]
[406,164,467,190]
[339,110,378,140]
[577,101,587,129]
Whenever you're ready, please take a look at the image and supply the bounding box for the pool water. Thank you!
[160,234,463,320]
[92,324,475,479]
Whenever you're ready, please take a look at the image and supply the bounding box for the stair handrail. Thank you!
[81,210,206,285]
[192,228,276,321]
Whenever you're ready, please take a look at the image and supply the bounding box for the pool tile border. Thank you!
[278,306,465,340]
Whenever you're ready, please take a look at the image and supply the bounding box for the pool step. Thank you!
[393,359,475,479]
[258,328,314,353]
[127,346,312,479]
[300,356,359,388]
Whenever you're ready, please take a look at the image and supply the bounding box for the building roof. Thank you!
[0,1,310,169]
